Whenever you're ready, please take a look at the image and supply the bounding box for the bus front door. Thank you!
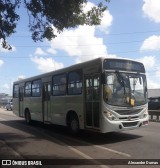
[85,75,100,129]
[43,83,51,122]
[19,87,24,117]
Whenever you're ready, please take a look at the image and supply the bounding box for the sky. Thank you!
[0,0,160,95]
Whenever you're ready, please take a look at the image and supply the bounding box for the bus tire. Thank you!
[68,114,79,134]
[25,110,31,124]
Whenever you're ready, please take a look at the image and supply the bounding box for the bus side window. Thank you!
[25,81,31,97]
[32,79,41,97]
[13,84,19,98]
[52,74,66,96]
[68,70,82,95]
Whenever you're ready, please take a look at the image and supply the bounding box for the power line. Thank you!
[10,40,145,47]
[106,30,160,36]
[11,29,160,38]
[0,47,160,59]
[4,41,159,48]
[6,35,160,48]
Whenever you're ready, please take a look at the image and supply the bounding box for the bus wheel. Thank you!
[25,110,31,124]
[69,115,79,134]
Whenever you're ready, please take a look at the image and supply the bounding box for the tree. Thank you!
[0,0,110,50]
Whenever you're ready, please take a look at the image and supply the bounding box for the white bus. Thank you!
[13,57,149,133]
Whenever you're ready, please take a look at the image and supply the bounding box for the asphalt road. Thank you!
[0,108,160,168]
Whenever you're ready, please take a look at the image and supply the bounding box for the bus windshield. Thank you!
[104,71,147,107]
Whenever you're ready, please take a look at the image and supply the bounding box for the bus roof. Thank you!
[13,57,144,84]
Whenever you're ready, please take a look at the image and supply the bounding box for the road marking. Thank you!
[0,117,7,121]
[59,135,132,158]
[68,146,110,168]
[94,145,131,158]
[48,136,110,168]
[52,133,131,167]
[33,129,110,168]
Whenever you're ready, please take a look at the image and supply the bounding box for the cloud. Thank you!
[47,48,57,55]
[31,56,64,73]
[97,9,113,34]
[136,56,160,89]
[29,1,113,75]
[156,70,160,77]
[29,2,115,74]
[44,1,113,63]
[0,45,16,52]
[142,0,160,23]
[1,83,11,95]
[18,75,25,80]
[34,48,47,55]
[140,35,160,51]
[48,25,111,63]
[136,56,156,70]
[2,84,10,90]
[0,60,4,67]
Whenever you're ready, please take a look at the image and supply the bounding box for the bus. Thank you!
[13,57,149,133]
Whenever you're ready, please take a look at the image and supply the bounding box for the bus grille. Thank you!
[119,116,139,120]
[122,121,139,127]
[115,109,142,115]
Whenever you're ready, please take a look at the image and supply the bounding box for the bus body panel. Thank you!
[30,97,43,121]
[50,96,66,125]
[13,98,19,116]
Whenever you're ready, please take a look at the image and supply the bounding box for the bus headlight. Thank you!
[140,109,148,119]
[104,111,118,121]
